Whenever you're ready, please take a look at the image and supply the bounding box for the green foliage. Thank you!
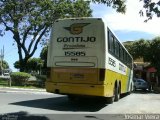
[0,0,92,72]
[0,78,8,86]
[139,0,160,22]
[68,0,93,17]
[92,0,126,13]
[123,39,150,61]
[27,58,44,72]
[147,37,160,74]
[94,0,160,21]
[124,37,160,75]
[40,46,48,61]
[0,60,9,69]
[40,46,48,69]
[14,61,20,69]
[14,58,43,72]
[36,75,46,81]
[10,72,31,86]
[36,75,46,88]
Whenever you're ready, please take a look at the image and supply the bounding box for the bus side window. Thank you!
[112,36,116,54]
[119,46,123,61]
[125,52,127,64]
[127,55,129,67]
[124,51,126,63]
[108,29,116,55]
[108,30,112,52]
[129,57,133,69]
[115,40,119,57]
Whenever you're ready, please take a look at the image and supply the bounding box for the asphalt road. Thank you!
[0,89,160,120]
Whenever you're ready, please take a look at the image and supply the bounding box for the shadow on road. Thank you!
[10,96,107,112]
[0,112,125,120]
[0,111,49,120]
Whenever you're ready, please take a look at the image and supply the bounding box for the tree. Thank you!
[124,38,160,85]
[91,0,126,13]
[0,60,9,69]
[40,45,48,69]
[139,0,160,22]
[14,58,43,73]
[27,58,44,73]
[14,61,20,70]
[123,39,150,61]
[40,46,47,62]
[94,0,160,21]
[123,41,134,58]
[147,37,160,74]
[131,39,150,61]
[0,0,92,72]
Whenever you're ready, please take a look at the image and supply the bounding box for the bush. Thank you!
[0,78,8,86]
[35,75,46,88]
[10,72,31,86]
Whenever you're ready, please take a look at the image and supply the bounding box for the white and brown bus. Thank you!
[46,18,133,102]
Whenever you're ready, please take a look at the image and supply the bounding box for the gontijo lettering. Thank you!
[57,36,96,42]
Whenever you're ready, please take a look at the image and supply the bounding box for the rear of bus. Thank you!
[46,18,109,97]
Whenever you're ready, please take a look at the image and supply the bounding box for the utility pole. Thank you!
[0,46,4,76]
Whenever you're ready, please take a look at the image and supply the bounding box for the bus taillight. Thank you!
[99,69,105,81]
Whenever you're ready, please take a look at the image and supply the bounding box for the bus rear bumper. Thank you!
[45,81,112,97]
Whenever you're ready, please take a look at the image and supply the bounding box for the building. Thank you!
[134,58,158,86]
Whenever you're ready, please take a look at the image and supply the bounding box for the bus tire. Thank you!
[105,97,114,104]
[114,83,120,102]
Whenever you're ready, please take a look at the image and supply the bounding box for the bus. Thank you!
[46,18,133,102]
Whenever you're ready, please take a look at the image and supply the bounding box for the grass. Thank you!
[0,78,8,86]
[0,84,44,90]
[0,78,44,89]
[9,85,44,89]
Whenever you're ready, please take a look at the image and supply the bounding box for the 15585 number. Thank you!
[65,51,86,56]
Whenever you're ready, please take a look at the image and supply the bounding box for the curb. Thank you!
[0,87,50,94]
[0,86,45,91]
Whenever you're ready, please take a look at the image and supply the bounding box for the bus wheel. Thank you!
[105,97,114,104]
[114,84,120,102]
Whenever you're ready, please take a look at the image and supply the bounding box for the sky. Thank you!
[0,0,160,72]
